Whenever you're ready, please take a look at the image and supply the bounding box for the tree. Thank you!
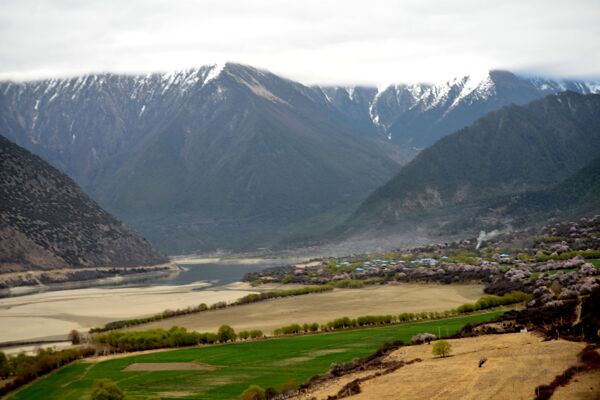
[91,379,125,400]
[432,340,452,358]
[69,329,81,345]
[217,325,236,343]
[0,351,9,379]
[238,330,250,340]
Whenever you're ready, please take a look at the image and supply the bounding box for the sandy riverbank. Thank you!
[0,281,258,344]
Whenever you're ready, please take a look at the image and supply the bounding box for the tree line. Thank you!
[271,291,531,336]
[0,347,95,396]
[93,325,263,352]
[455,291,531,313]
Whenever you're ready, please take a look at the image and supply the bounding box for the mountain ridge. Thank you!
[2,63,600,253]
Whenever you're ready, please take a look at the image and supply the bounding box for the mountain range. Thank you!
[347,91,600,237]
[1,63,599,253]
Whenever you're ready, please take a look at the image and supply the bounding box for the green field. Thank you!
[10,312,503,400]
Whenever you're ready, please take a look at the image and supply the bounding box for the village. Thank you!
[245,216,600,306]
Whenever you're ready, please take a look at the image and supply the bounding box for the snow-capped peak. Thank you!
[203,63,225,85]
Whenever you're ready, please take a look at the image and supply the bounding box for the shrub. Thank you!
[239,384,265,400]
[91,379,124,400]
[432,340,452,358]
[411,333,436,345]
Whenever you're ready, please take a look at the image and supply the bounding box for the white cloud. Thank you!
[0,0,599,85]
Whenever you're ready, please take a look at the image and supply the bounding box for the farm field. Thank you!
[127,283,484,335]
[8,312,503,400]
[293,333,595,400]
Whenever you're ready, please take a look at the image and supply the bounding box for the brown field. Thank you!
[294,333,598,400]
[128,283,484,335]
[0,282,255,343]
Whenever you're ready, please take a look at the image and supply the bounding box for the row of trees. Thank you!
[93,325,263,352]
[455,291,531,313]
[91,285,334,333]
[235,285,334,305]
[271,291,531,336]
[0,347,95,396]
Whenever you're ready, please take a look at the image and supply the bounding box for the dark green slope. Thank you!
[95,64,400,252]
[353,92,600,228]
[504,155,600,219]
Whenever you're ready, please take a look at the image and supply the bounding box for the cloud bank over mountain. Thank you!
[1,0,599,84]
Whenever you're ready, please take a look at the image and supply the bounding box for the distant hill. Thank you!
[346,92,600,235]
[0,134,168,274]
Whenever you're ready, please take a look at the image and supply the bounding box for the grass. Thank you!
[8,312,503,400]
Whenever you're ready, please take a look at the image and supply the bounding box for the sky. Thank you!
[1,0,599,85]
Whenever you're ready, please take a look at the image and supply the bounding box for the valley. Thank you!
[1,58,600,400]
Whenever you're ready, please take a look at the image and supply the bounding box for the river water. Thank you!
[0,260,286,299]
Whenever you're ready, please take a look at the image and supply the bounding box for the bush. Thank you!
[91,379,124,400]
[411,333,436,344]
[239,384,265,400]
[432,340,452,358]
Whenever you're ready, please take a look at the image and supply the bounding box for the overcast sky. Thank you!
[1,0,599,85]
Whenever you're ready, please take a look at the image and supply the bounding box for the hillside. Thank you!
[348,92,600,235]
[292,333,596,400]
[0,134,168,275]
